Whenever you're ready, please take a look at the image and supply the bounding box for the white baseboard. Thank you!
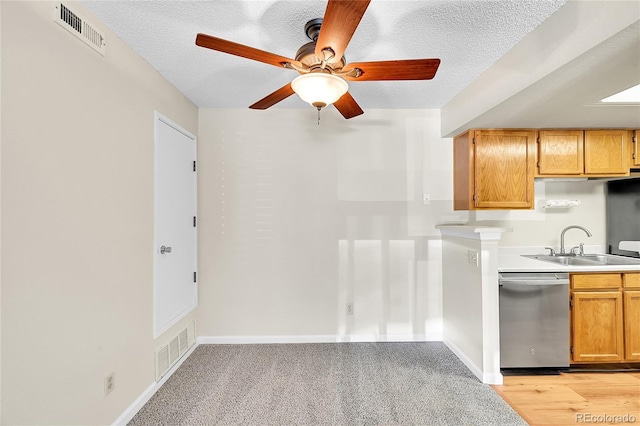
[443,338,483,382]
[482,371,503,385]
[198,333,441,345]
[443,339,503,385]
[112,342,199,426]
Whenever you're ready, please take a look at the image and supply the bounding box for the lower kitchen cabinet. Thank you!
[570,272,640,364]
[571,291,624,362]
[623,273,640,361]
[624,291,640,360]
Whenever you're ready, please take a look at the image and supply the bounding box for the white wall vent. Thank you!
[155,321,196,381]
[53,2,106,56]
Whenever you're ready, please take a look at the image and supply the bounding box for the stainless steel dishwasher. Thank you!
[499,272,570,369]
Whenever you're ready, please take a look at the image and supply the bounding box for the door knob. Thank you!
[160,245,172,254]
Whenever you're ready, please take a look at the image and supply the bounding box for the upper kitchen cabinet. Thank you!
[632,130,640,167]
[537,130,584,174]
[585,130,630,174]
[537,130,631,177]
[454,129,536,210]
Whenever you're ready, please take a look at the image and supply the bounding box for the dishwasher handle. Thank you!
[499,278,569,286]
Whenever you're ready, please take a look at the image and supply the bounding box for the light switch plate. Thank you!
[467,250,479,267]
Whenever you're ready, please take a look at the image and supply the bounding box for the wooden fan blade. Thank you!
[344,59,441,81]
[333,91,364,119]
[249,83,296,110]
[315,0,371,63]
[196,33,299,69]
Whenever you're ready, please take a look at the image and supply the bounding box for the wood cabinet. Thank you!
[537,130,584,175]
[453,129,536,210]
[570,272,640,363]
[572,290,624,362]
[623,273,640,361]
[585,130,630,174]
[452,128,635,210]
[537,129,631,176]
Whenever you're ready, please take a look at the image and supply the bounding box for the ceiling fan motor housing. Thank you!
[295,41,346,71]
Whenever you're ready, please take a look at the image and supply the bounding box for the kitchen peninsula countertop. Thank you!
[498,245,640,273]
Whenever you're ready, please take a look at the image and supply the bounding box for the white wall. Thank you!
[470,179,607,250]
[197,108,453,341]
[439,227,503,384]
[196,106,608,345]
[442,237,483,368]
[1,2,197,424]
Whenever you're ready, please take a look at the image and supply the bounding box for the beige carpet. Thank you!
[129,342,526,425]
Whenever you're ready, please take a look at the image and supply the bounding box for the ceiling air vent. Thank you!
[54,2,106,56]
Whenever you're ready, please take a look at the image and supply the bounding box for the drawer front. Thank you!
[571,273,622,289]
[623,273,640,289]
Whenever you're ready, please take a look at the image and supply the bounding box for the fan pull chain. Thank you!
[317,106,321,125]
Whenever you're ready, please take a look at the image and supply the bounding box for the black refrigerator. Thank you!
[606,177,640,258]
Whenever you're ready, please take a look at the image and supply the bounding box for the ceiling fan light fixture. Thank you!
[291,72,348,109]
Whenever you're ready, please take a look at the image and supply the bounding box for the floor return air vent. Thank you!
[54,2,106,56]
[155,321,196,381]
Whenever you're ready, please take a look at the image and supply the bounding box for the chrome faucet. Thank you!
[560,226,592,254]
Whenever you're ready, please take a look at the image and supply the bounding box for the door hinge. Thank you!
[193,160,197,172]
[570,297,573,308]
[472,137,476,145]
[193,272,197,283]
[193,216,197,227]
[537,136,540,143]
[570,346,574,354]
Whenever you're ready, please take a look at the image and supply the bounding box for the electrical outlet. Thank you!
[104,372,115,396]
[423,193,431,205]
[467,250,479,267]
[346,303,354,316]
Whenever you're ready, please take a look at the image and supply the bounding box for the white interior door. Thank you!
[154,112,197,337]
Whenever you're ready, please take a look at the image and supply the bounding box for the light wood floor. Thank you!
[492,371,640,426]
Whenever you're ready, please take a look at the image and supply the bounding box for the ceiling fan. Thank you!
[195,0,440,119]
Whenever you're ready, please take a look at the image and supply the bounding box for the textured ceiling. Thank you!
[82,0,567,110]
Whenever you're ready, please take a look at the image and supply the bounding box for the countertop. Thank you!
[498,245,640,273]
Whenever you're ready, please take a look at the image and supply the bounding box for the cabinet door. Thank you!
[624,290,640,361]
[584,130,629,174]
[572,273,621,290]
[571,291,624,362]
[623,273,640,289]
[538,130,584,175]
[473,130,535,209]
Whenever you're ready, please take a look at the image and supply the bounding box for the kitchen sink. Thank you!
[580,254,640,265]
[522,253,640,266]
